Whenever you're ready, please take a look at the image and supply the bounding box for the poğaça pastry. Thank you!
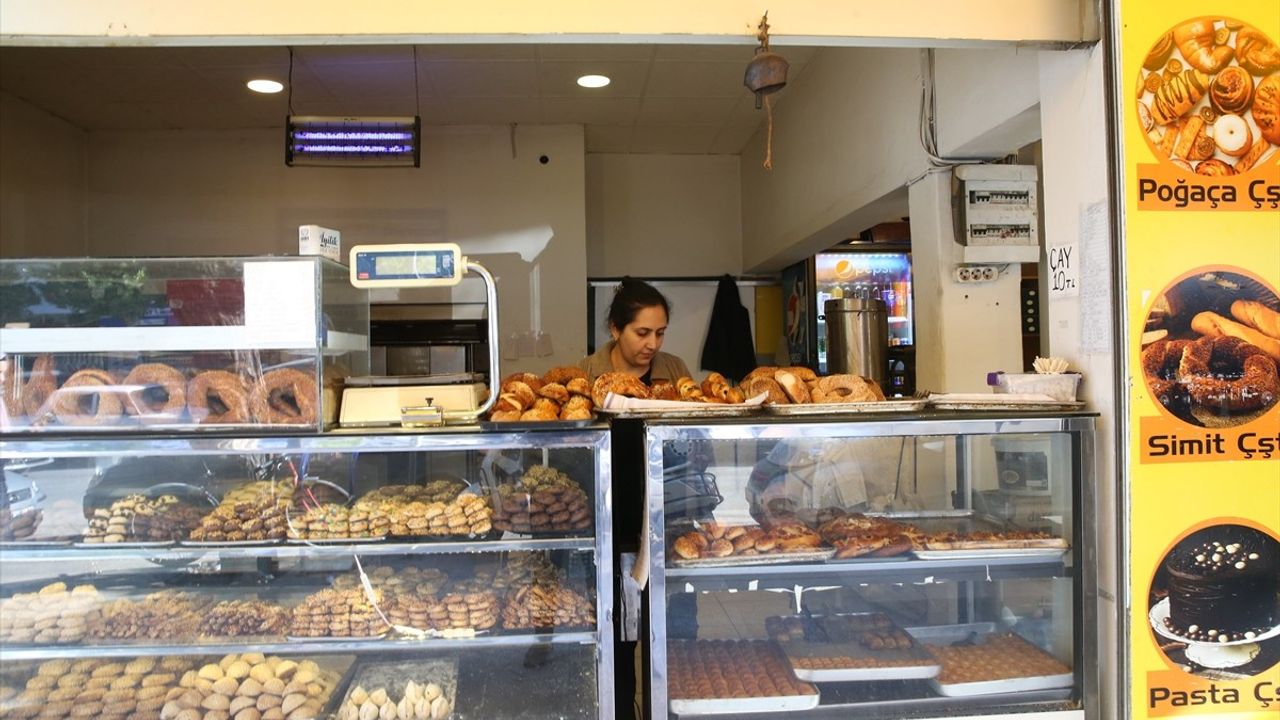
[1162,526,1278,642]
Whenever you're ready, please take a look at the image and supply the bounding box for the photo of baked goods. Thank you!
[1148,523,1280,679]
[1141,270,1280,426]
[1137,19,1280,175]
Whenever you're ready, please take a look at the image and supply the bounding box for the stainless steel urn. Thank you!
[824,297,888,386]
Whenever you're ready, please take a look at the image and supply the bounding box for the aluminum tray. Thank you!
[596,403,762,419]
[906,623,1074,697]
[670,548,835,568]
[912,547,1068,560]
[333,657,459,718]
[773,613,941,683]
[73,540,175,549]
[286,536,388,545]
[865,510,1068,553]
[180,539,285,547]
[764,398,927,416]
[478,417,598,431]
[287,633,389,643]
[670,692,820,715]
[928,397,1085,412]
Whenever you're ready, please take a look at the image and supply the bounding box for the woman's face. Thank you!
[612,305,669,369]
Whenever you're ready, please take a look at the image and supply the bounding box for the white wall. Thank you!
[586,154,742,277]
[82,124,588,371]
[1038,45,1119,720]
[0,91,87,256]
[934,47,1042,157]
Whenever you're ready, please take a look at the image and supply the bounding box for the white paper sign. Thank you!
[1047,242,1079,298]
[243,261,317,348]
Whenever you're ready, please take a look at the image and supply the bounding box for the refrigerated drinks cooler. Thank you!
[782,251,915,393]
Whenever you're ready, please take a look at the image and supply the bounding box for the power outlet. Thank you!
[953,264,999,283]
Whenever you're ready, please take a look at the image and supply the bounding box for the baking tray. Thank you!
[478,417,598,431]
[287,536,388,544]
[773,613,941,682]
[73,540,176,549]
[866,510,1068,553]
[928,397,1085,412]
[906,623,1074,697]
[0,540,73,548]
[670,548,835,568]
[764,398,927,416]
[180,539,285,547]
[287,633,390,643]
[333,657,459,719]
[912,547,1068,560]
[597,404,762,418]
[670,692,820,715]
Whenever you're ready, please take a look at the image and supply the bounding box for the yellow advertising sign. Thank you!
[1118,1,1280,718]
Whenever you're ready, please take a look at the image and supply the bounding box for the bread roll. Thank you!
[1231,300,1280,339]
[1192,311,1280,361]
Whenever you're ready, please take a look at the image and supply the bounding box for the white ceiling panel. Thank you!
[541,97,641,125]
[537,60,650,98]
[0,42,817,154]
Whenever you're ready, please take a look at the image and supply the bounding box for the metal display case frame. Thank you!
[644,413,1099,720]
[0,425,615,720]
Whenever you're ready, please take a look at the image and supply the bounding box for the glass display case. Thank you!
[0,426,614,719]
[0,257,369,433]
[644,413,1098,719]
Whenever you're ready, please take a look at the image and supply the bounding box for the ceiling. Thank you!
[0,43,817,155]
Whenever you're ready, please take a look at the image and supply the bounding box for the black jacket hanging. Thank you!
[700,274,758,383]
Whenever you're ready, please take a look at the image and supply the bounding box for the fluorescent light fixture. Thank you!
[246,79,284,94]
[576,74,611,88]
[286,115,421,167]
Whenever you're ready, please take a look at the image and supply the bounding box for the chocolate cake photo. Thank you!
[1141,270,1280,428]
[1149,524,1280,678]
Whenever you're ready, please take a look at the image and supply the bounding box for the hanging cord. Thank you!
[764,94,775,170]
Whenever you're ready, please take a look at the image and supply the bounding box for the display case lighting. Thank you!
[286,115,421,167]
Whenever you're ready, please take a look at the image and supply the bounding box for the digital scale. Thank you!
[341,243,499,428]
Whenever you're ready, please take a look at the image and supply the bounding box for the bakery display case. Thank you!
[644,413,1099,719]
[0,256,369,433]
[0,426,614,719]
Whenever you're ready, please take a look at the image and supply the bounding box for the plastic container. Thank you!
[986,372,1081,402]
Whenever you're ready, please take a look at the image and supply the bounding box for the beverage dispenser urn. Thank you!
[824,297,888,386]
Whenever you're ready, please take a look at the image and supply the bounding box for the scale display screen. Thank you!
[349,243,464,288]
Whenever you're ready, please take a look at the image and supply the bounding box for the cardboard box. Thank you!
[299,225,342,262]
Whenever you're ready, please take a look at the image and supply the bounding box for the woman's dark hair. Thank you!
[607,278,671,331]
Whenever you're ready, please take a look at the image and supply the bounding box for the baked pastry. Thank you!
[542,365,587,386]
[774,370,811,403]
[1193,310,1280,361]
[1251,73,1280,146]
[1151,70,1209,125]
[1177,335,1279,413]
[1210,67,1254,116]
[289,588,390,638]
[810,374,884,403]
[1236,139,1273,173]
[743,375,788,404]
[1194,158,1236,176]
[1231,299,1280,341]
[82,493,204,543]
[1212,114,1253,157]
[188,480,292,542]
[50,368,124,426]
[928,633,1071,684]
[1141,339,1194,414]
[1236,26,1280,76]
[492,465,590,534]
[20,354,57,419]
[1143,32,1175,71]
[187,370,251,424]
[122,363,186,424]
[250,367,318,425]
[668,640,816,701]
[1173,19,1234,74]
[590,371,649,407]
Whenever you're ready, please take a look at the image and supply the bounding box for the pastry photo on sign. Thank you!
[1141,269,1280,428]
[1147,523,1280,679]
[1136,18,1280,176]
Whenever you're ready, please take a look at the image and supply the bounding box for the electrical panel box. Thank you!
[953,165,1039,262]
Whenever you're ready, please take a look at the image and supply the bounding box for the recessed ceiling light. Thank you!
[576,74,611,89]
[247,79,284,94]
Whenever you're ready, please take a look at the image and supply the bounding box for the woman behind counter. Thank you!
[581,278,692,720]
[580,278,691,384]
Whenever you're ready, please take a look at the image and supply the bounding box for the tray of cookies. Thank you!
[491,465,593,536]
[909,624,1073,696]
[334,658,457,720]
[667,639,819,715]
[767,613,941,682]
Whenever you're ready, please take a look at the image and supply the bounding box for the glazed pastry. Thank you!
[1236,26,1280,76]
[1251,74,1280,146]
[1209,66,1254,116]
[1144,32,1175,71]
[1195,158,1235,176]
[1213,114,1253,157]
[1173,19,1234,74]
[1151,70,1209,125]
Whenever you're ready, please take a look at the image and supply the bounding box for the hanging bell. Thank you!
[744,47,790,109]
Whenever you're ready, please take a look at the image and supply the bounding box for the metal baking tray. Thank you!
[670,692,820,715]
[772,613,941,682]
[670,548,835,568]
[764,398,927,416]
[478,417,599,431]
[928,397,1085,412]
[332,657,459,718]
[906,623,1074,697]
[864,510,1069,553]
[596,403,762,418]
